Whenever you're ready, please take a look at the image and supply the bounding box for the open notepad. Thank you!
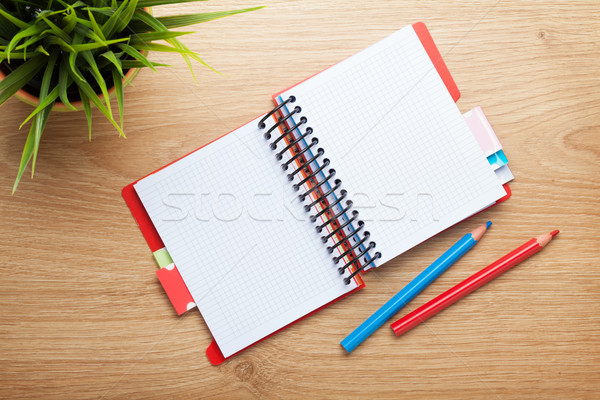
[134,116,361,357]
[128,23,508,360]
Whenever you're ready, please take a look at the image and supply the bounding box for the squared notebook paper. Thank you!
[123,22,512,365]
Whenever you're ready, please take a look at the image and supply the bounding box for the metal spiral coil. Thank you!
[258,96,381,283]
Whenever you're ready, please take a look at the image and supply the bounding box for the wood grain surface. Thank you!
[1,1,599,398]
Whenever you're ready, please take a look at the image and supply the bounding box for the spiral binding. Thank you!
[258,96,382,284]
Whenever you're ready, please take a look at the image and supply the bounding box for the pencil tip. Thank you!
[550,229,560,237]
[471,222,490,241]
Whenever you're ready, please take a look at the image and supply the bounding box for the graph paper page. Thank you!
[134,116,358,358]
[278,25,506,266]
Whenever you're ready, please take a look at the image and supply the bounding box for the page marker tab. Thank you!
[495,164,514,184]
[156,266,196,315]
[153,247,174,269]
[487,149,508,170]
[464,106,503,157]
[153,248,198,314]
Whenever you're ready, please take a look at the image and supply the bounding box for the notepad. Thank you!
[126,23,509,361]
[134,116,361,357]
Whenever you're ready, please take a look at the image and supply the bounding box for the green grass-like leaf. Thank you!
[136,0,208,7]
[30,49,59,175]
[0,54,46,106]
[81,49,112,118]
[58,58,77,110]
[156,7,264,29]
[0,49,42,59]
[12,51,58,192]
[70,37,129,52]
[129,30,192,43]
[62,8,77,34]
[46,35,76,52]
[0,8,30,29]
[41,16,73,44]
[118,43,156,71]
[101,50,123,76]
[13,119,37,194]
[34,45,49,56]
[6,24,45,61]
[0,15,18,38]
[87,9,106,41]
[18,85,59,128]
[116,0,138,33]
[101,0,129,39]
[112,67,124,128]
[130,9,208,80]
[74,16,94,28]
[78,86,93,141]
[15,32,46,51]
[120,60,169,68]
[133,42,196,54]
[68,63,124,137]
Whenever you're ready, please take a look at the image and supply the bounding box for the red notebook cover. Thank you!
[122,22,511,365]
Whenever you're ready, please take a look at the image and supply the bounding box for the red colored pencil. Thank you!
[391,230,559,337]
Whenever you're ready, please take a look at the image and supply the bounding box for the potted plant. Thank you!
[0,0,262,192]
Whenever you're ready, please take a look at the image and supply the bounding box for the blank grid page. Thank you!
[279,25,506,265]
[134,116,358,357]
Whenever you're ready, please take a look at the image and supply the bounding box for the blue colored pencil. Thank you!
[341,221,492,353]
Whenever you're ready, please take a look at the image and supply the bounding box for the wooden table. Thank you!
[1,1,598,398]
